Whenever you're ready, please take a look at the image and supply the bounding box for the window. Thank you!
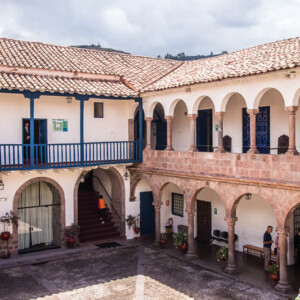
[172,193,184,217]
[94,102,104,118]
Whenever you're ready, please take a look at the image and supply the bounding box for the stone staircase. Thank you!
[78,190,120,244]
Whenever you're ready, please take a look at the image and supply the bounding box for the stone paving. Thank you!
[0,244,293,300]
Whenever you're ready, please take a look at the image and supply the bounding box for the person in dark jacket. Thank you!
[263,226,273,270]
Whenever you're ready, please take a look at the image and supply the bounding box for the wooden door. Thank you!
[197,200,212,245]
[197,109,213,152]
[140,191,155,236]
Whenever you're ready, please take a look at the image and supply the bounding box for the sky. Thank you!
[0,0,300,57]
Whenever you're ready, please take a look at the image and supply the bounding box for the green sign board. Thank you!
[215,125,218,131]
[53,119,68,132]
[214,208,217,215]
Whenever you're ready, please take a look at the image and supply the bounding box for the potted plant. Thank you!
[173,232,188,252]
[64,223,80,248]
[216,246,228,262]
[133,214,140,234]
[160,233,167,248]
[126,215,135,229]
[267,264,279,281]
[0,210,19,241]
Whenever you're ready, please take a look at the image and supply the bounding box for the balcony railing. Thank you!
[0,141,140,171]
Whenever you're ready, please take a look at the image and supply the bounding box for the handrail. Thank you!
[91,175,122,221]
[0,140,140,171]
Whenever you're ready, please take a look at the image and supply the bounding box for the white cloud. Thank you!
[0,0,299,57]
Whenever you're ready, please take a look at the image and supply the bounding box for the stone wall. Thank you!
[140,150,300,186]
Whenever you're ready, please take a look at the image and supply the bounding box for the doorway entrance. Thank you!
[22,119,48,163]
[197,109,213,152]
[242,107,270,154]
[294,206,300,265]
[18,181,61,254]
[197,200,212,245]
[140,191,155,236]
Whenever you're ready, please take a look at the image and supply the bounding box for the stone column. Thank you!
[247,109,259,154]
[165,116,174,151]
[224,217,239,274]
[285,106,298,155]
[145,117,153,151]
[185,209,197,259]
[153,201,162,243]
[275,227,293,293]
[215,112,226,153]
[188,114,197,152]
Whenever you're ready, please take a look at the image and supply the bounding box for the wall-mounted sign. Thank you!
[215,125,218,131]
[214,208,217,215]
[52,119,68,132]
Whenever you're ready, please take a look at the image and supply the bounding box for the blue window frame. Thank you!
[172,193,184,217]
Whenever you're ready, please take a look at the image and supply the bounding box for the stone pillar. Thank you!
[224,217,239,274]
[165,116,174,151]
[247,109,259,154]
[185,209,197,259]
[275,227,293,293]
[145,117,153,151]
[285,106,298,155]
[153,201,162,243]
[215,112,226,153]
[188,114,197,152]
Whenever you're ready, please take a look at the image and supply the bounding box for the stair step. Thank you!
[80,226,117,235]
[80,231,120,243]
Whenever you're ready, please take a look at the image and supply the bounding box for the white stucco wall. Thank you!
[0,94,131,145]
[127,179,152,239]
[160,183,188,233]
[223,94,245,153]
[172,101,190,151]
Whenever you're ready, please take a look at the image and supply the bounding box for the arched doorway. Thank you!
[77,167,125,243]
[18,181,61,254]
[152,103,167,150]
[195,187,225,246]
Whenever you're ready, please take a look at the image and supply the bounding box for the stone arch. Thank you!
[192,96,214,114]
[129,102,139,119]
[168,99,188,116]
[228,185,282,224]
[147,101,166,118]
[74,167,126,235]
[189,181,226,213]
[129,171,156,202]
[253,87,285,109]
[292,88,300,107]
[220,92,247,112]
[282,192,300,227]
[12,176,65,254]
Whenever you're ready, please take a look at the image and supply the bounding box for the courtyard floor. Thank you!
[0,239,298,300]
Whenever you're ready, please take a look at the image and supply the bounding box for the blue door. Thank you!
[140,191,155,236]
[242,107,270,154]
[197,109,213,152]
[155,119,167,150]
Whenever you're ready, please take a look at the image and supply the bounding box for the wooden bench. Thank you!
[243,245,275,261]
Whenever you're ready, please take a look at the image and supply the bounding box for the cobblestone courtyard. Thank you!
[0,244,293,300]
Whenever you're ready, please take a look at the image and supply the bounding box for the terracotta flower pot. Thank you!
[1,251,11,259]
[270,273,279,281]
[1,232,11,241]
[160,239,167,248]
[66,239,75,248]
[180,244,188,253]
[134,227,140,234]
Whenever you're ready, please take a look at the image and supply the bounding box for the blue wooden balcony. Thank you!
[0,141,140,171]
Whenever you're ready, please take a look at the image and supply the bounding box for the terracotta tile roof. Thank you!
[143,37,300,92]
[0,72,137,98]
[0,37,299,97]
[0,38,181,97]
